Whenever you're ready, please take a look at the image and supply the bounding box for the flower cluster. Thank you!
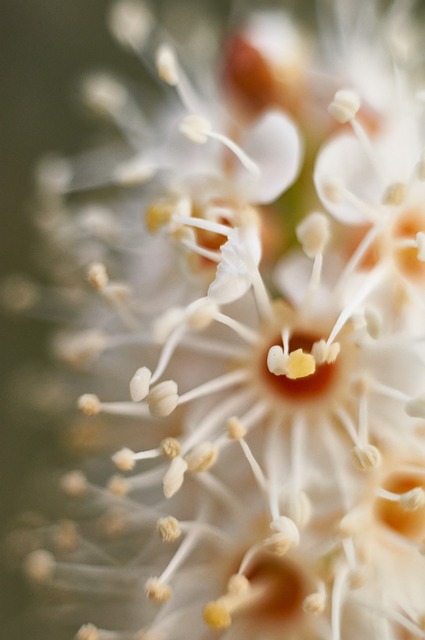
[8,1,425,639]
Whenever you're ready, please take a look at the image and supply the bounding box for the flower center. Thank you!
[375,471,425,542]
[243,551,307,622]
[392,209,425,280]
[263,333,338,403]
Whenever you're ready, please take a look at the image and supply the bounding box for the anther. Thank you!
[267,345,288,375]
[226,416,247,440]
[328,89,361,124]
[75,624,100,640]
[81,73,128,116]
[406,395,425,419]
[87,263,109,291]
[311,340,340,364]
[161,438,181,459]
[399,487,425,511]
[382,182,407,206]
[185,442,218,472]
[108,0,153,52]
[145,577,173,603]
[302,591,326,614]
[78,394,101,416]
[147,381,179,417]
[112,448,136,471]
[285,349,316,380]
[156,45,179,86]
[107,474,129,496]
[145,200,176,234]
[59,470,88,497]
[186,299,218,330]
[157,516,182,543]
[163,456,188,498]
[180,115,212,144]
[52,520,79,553]
[352,444,382,471]
[130,367,152,402]
[264,516,300,555]
[296,212,330,258]
[23,549,55,584]
[364,306,382,339]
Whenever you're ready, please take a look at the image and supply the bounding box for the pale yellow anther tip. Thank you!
[203,601,232,629]
[285,350,316,380]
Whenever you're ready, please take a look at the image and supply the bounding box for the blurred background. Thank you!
[0,0,238,632]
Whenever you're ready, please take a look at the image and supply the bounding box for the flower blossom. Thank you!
[6,2,425,640]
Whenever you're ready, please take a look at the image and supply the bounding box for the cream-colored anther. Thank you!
[185,442,217,473]
[113,159,156,186]
[54,330,107,367]
[399,487,425,511]
[147,381,179,417]
[107,474,129,496]
[82,73,127,116]
[296,212,330,258]
[157,516,182,542]
[75,623,100,640]
[302,592,326,614]
[145,200,175,234]
[60,470,88,497]
[108,0,153,51]
[352,445,381,471]
[161,437,181,459]
[267,345,288,375]
[130,367,152,402]
[163,456,188,498]
[328,89,361,124]
[311,339,327,365]
[78,393,101,416]
[416,232,425,262]
[264,516,300,555]
[87,263,109,291]
[285,349,316,380]
[145,577,173,603]
[156,44,179,86]
[112,447,135,472]
[364,306,382,339]
[226,416,247,440]
[24,549,55,584]
[383,182,406,206]
[406,395,425,419]
[286,491,312,529]
[180,115,212,144]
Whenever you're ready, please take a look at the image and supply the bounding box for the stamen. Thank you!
[108,0,153,52]
[285,349,316,380]
[78,394,150,418]
[376,487,425,510]
[296,212,330,259]
[130,367,152,402]
[157,516,182,543]
[178,369,248,405]
[203,574,267,630]
[328,89,361,124]
[163,456,188,498]
[148,381,179,417]
[331,565,349,640]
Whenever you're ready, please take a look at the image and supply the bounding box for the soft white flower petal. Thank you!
[208,226,262,304]
[237,110,303,205]
[314,134,381,224]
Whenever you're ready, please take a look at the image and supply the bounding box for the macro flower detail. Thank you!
[6,2,425,640]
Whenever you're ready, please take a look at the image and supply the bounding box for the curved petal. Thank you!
[208,227,261,304]
[237,110,303,205]
[314,134,381,225]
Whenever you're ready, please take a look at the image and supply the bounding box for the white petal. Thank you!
[314,134,380,224]
[208,227,262,304]
[237,110,303,204]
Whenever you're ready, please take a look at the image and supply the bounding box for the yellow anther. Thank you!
[145,201,175,234]
[285,350,316,380]
[203,601,232,630]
